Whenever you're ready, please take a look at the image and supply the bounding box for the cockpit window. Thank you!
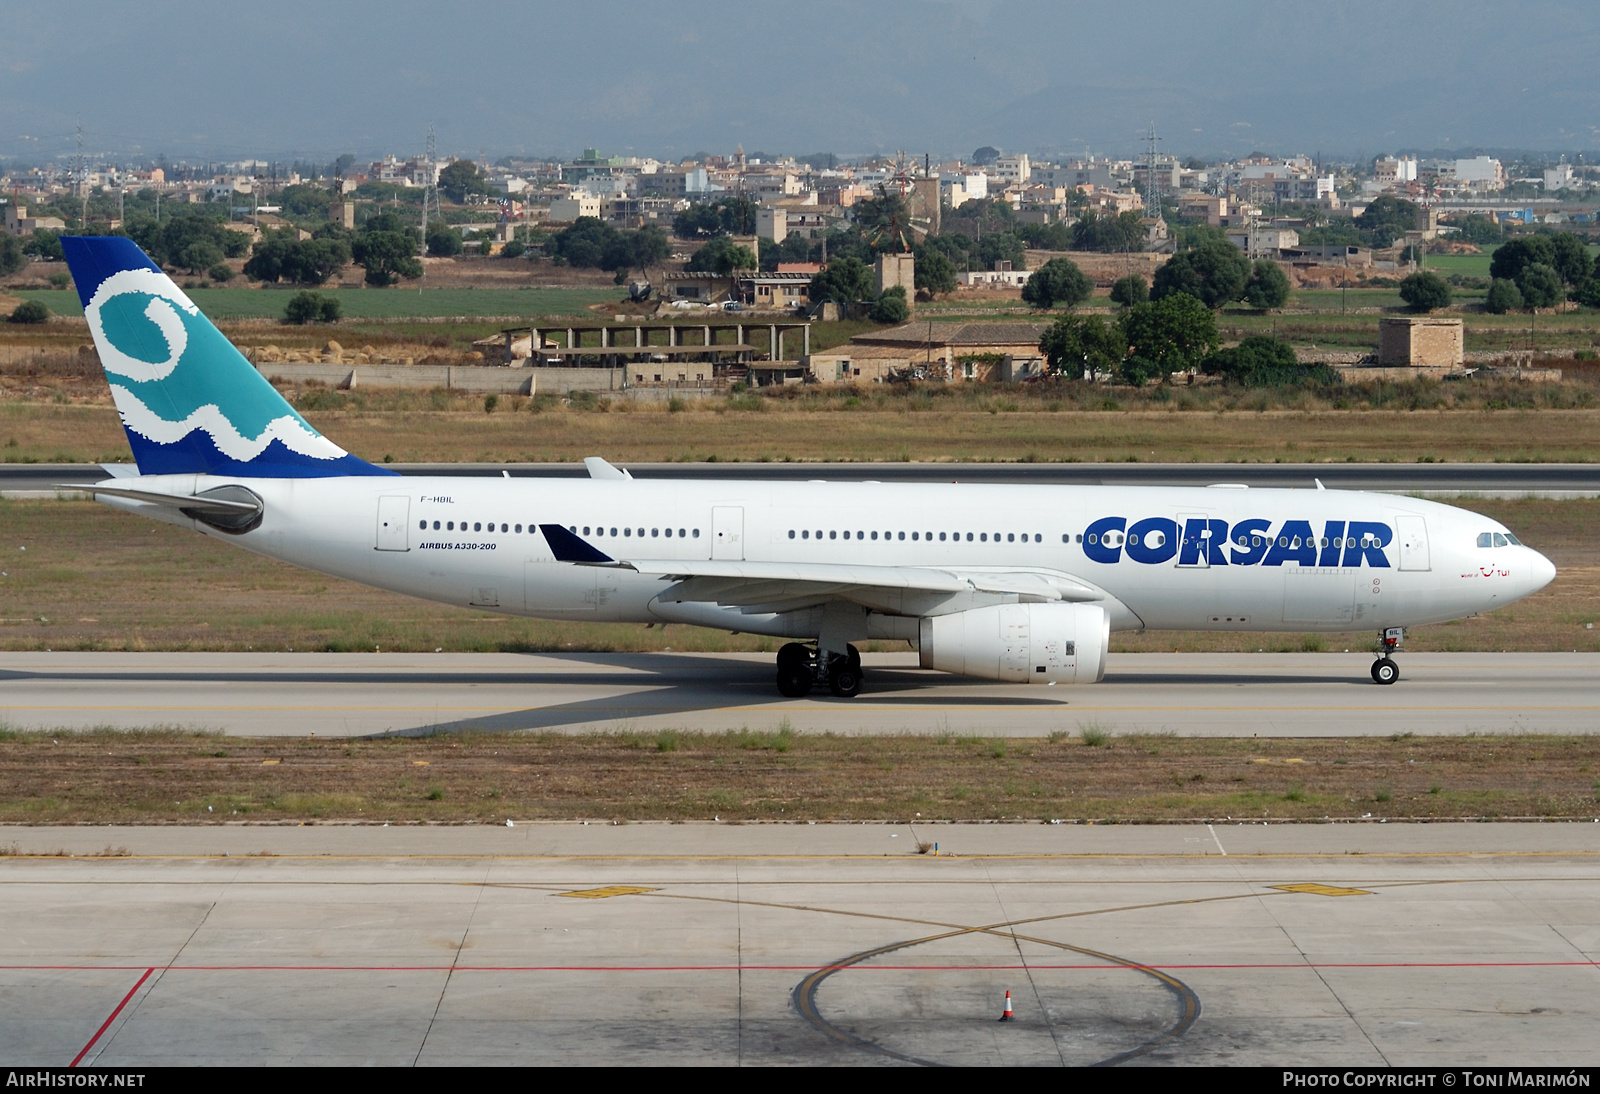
[1492,533,1508,547]
[1476,533,1493,548]
[1504,533,1522,546]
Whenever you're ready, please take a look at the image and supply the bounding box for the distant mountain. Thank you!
[2,0,1595,162]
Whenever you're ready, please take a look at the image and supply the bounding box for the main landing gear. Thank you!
[1371,628,1403,685]
[775,642,863,699]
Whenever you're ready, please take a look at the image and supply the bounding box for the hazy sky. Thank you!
[3,1,1597,165]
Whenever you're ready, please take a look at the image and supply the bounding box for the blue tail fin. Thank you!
[61,236,393,478]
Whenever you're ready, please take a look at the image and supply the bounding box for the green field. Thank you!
[15,287,619,321]
[1425,253,1494,277]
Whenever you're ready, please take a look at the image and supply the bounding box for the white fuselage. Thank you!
[99,474,1555,642]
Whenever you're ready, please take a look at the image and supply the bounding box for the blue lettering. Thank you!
[1344,521,1393,568]
[1228,518,1271,565]
[1263,520,1318,567]
[1319,521,1346,567]
[1180,518,1231,566]
[1126,517,1178,564]
[1083,516,1126,564]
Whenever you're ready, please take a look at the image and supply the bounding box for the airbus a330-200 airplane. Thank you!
[57,237,1556,698]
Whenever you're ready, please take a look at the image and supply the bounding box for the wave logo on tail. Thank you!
[66,236,391,478]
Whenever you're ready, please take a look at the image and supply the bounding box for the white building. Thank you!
[1454,156,1505,191]
[547,194,603,222]
[1544,163,1575,191]
[1374,157,1418,185]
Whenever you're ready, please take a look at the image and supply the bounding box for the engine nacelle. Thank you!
[919,603,1109,684]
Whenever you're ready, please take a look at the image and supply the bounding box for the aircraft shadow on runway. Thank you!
[0,656,1380,737]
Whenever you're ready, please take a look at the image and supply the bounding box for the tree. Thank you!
[672,195,755,238]
[1201,335,1333,387]
[1244,260,1291,310]
[208,263,235,283]
[1484,278,1523,314]
[1544,233,1594,287]
[500,239,527,259]
[176,240,224,274]
[1039,315,1125,379]
[1355,196,1420,248]
[855,189,913,254]
[1451,215,1505,246]
[686,234,756,275]
[1573,279,1600,309]
[438,161,490,204]
[869,285,910,324]
[1109,274,1148,307]
[808,256,875,303]
[1118,293,1218,376]
[914,249,957,297]
[551,217,614,267]
[1398,271,1452,312]
[283,291,342,325]
[426,223,463,257]
[1021,257,1092,309]
[602,225,670,275]
[243,232,351,286]
[1516,263,1564,309]
[0,233,25,275]
[1071,211,1144,253]
[351,231,423,286]
[1151,238,1250,309]
[275,183,334,219]
[7,299,50,324]
[971,146,1000,166]
[975,231,1027,272]
[1489,236,1554,283]
[22,230,63,262]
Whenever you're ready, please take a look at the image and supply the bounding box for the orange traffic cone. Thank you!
[998,990,1015,1022]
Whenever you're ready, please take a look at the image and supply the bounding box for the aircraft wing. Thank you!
[539,524,1104,614]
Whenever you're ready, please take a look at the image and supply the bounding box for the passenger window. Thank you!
[433,521,441,530]
[679,529,686,538]
[1007,533,1014,543]
[870,531,878,540]
[980,533,987,542]
[966,533,973,542]
[583,526,591,535]
[911,532,919,541]
[830,531,837,540]
[802,530,809,539]
[447,521,454,530]
[665,528,673,537]
[624,528,631,537]
[652,528,659,537]
[898,531,906,541]
[939,532,946,541]
[515,524,522,533]
[788,530,795,539]
[502,524,508,532]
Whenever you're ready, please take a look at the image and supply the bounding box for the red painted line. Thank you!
[69,967,152,1068]
[9,959,1600,975]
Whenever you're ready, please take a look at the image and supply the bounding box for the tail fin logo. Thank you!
[86,269,194,383]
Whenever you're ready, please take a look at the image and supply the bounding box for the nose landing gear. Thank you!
[773,642,863,698]
[1371,628,1403,685]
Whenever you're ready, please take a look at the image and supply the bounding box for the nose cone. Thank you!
[1528,549,1557,594]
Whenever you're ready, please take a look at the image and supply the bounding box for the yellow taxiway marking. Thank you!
[259,759,279,765]
[558,886,659,899]
[1271,883,1374,897]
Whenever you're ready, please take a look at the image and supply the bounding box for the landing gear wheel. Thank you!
[1371,657,1399,685]
[777,642,811,670]
[846,643,863,677]
[827,665,862,698]
[776,666,813,698]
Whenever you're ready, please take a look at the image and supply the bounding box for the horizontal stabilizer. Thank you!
[539,523,616,564]
[58,483,262,514]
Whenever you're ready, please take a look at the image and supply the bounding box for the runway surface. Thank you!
[6,461,1600,496]
[2,651,1597,738]
[1,823,1595,1066]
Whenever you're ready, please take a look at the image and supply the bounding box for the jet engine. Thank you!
[919,603,1109,684]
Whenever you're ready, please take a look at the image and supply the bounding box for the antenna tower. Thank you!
[76,122,88,229]
[1143,125,1162,217]
[418,124,442,259]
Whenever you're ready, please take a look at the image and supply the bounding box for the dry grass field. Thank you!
[0,497,1595,655]
[0,729,1594,825]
